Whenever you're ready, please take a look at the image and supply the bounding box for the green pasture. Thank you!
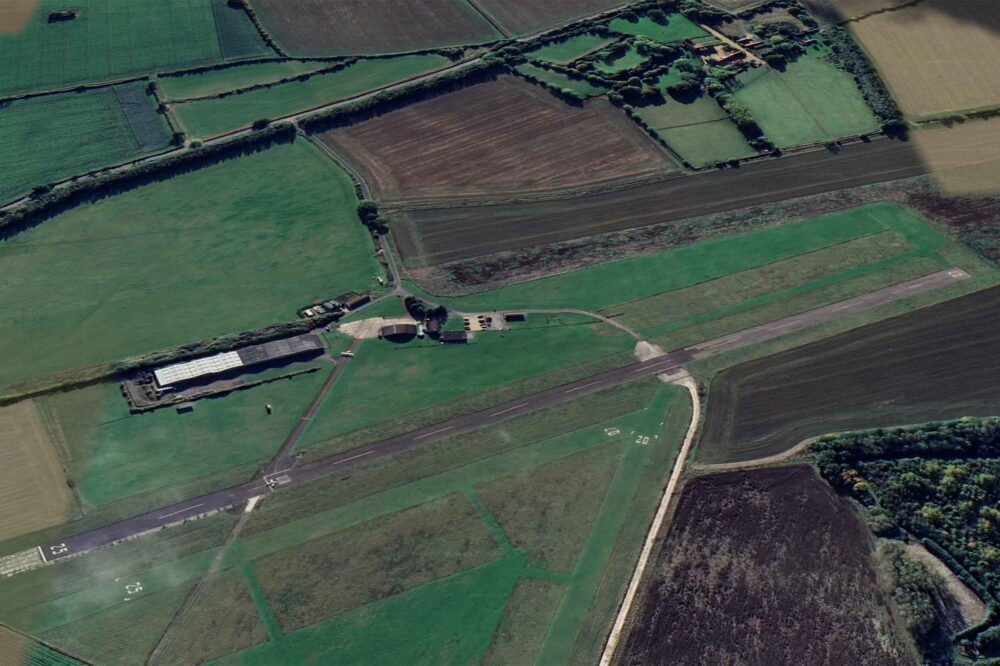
[0,82,171,204]
[595,47,648,74]
[300,314,636,449]
[0,380,688,665]
[0,0,266,97]
[657,119,755,166]
[734,55,879,148]
[527,33,616,63]
[38,367,328,507]
[608,14,708,43]
[413,205,892,312]
[172,55,449,138]
[0,140,383,390]
[637,94,727,127]
[516,63,608,98]
[158,60,328,100]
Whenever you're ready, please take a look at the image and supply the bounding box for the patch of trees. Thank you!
[823,26,905,133]
[0,123,296,241]
[47,10,78,23]
[356,199,388,234]
[299,59,504,134]
[815,418,1000,661]
[225,0,286,56]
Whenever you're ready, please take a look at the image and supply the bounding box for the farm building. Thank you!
[336,293,372,311]
[379,323,418,341]
[440,331,469,344]
[153,334,324,390]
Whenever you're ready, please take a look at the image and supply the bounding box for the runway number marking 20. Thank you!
[635,435,650,446]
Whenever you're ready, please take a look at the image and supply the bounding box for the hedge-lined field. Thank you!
[636,95,755,166]
[0,82,171,204]
[0,0,266,97]
[158,60,328,101]
[526,33,615,64]
[172,54,449,138]
[0,140,382,389]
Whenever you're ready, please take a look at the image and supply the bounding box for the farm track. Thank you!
[397,137,930,267]
[33,268,968,564]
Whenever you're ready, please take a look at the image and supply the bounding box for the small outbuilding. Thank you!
[379,323,418,341]
[440,331,468,344]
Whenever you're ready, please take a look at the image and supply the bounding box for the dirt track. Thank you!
[396,137,928,267]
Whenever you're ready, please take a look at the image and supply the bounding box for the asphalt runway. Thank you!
[37,268,969,563]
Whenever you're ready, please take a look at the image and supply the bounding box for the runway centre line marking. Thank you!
[491,403,529,417]
[159,503,205,520]
[565,380,603,393]
[413,425,455,440]
[327,450,376,466]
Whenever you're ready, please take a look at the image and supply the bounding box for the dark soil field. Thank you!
[394,137,929,268]
[323,76,670,202]
[699,285,1000,464]
[251,0,500,55]
[474,0,623,35]
[618,465,913,666]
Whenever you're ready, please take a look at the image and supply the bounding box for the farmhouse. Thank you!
[153,334,324,390]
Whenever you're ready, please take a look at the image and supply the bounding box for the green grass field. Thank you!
[299,314,636,450]
[172,55,449,138]
[0,139,383,390]
[608,14,708,43]
[595,47,648,74]
[734,55,880,148]
[0,82,172,204]
[636,93,756,165]
[157,60,329,100]
[0,0,267,97]
[516,63,608,98]
[527,33,616,63]
[38,368,328,507]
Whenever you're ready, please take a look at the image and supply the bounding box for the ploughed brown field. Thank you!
[473,0,623,35]
[698,284,1000,465]
[618,466,912,666]
[322,76,671,202]
[393,137,929,268]
[251,0,500,56]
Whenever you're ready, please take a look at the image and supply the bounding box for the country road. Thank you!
[35,268,969,564]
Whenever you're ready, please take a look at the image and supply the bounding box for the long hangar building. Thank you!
[153,334,324,391]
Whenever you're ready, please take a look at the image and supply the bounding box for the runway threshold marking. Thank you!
[414,425,455,440]
[491,402,528,417]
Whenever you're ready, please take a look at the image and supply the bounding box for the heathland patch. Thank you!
[171,54,450,138]
[733,55,879,147]
[849,0,1000,119]
[0,0,267,96]
[321,76,671,201]
[251,0,499,56]
[0,82,172,204]
[618,465,913,665]
[0,139,382,389]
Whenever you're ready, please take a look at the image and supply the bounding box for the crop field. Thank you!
[618,465,912,665]
[172,54,449,138]
[157,60,329,101]
[698,283,1000,465]
[734,55,879,148]
[392,136,932,268]
[0,401,75,541]
[0,82,171,204]
[635,95,755,166]
[473,0,622,36]
[38,368,327,508]
[516,64,608,98]
[526,33,616,64]
[0,140,383,390]
[299,314,636,453]
[322,76,671,202]
[0,0,266,97]
[251,0,499,56]
[607,14,708,43]
[850,1,1000,119]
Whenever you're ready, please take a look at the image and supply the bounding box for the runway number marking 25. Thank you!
[123,581,144,601]
[48,543,68,556]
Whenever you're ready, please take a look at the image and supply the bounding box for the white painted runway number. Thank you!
[48,543,68,556]
[605,427,621,436]
[123,581,144,601]
[635,435,650,446]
